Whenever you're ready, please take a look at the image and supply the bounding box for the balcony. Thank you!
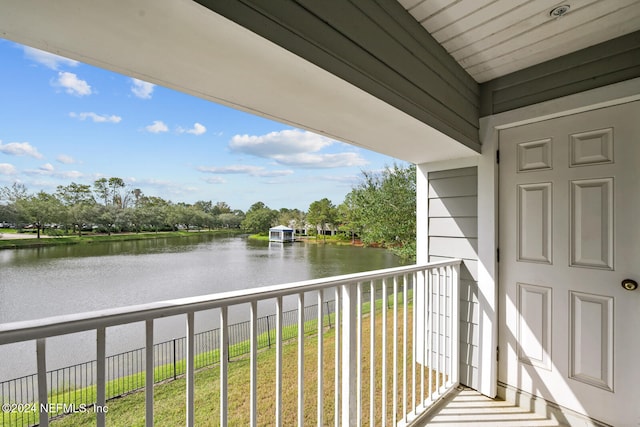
[0,260,462,426]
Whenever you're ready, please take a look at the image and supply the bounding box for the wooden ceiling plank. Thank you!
[432,0,529,44]
[471,8,640,82]
[443,0,561,55]
[460,0,639,75]
[407,0,457,23]
[423,0,495,33]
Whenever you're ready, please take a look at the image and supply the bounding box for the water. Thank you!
[0,233,401,380]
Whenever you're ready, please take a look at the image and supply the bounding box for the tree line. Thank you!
[0,164,416,259]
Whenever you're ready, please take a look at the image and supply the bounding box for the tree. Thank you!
[0,183,28,226]
[306,198,337,241]
[56,183,96,236]
[241,202,277,233]
[16,191,64,238]
[346,164,416,260]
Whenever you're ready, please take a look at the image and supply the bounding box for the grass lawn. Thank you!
[47,300,441,427]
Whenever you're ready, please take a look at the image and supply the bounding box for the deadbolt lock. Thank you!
[621,279,638,291]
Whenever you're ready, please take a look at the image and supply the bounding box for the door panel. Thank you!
[499,101,640,425]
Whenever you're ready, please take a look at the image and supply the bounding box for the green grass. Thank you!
[0,229,244,249]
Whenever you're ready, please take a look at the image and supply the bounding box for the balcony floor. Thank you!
[415,387,567,426]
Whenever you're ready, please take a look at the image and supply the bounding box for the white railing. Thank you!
[0,259,460,427]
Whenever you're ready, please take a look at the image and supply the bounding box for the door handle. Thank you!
[621,279,638,291]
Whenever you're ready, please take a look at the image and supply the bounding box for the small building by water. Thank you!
[269,225,295,243]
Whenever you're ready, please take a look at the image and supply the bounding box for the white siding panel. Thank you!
[429,175,478,198]
[429,196,477,217]
[429,217,478,238]
[429,236,478,259]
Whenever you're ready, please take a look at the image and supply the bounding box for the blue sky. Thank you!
[0,39,402,212]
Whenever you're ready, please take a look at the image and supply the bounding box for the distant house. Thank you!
[269,225,295,243]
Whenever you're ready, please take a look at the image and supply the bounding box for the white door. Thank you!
[499,101,640,426]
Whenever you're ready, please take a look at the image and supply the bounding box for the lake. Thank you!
[0,233,402,381]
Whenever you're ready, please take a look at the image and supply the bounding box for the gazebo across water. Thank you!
[269,225,295,243]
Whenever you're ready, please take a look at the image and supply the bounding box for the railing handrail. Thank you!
[0,260,461,345]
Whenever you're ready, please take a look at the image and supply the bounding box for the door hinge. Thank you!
[496,150,500,164]
[497,247,500,263]
[497,346,499,362]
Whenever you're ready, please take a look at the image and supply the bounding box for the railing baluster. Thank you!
[393,274,398,425]
[297,293,304,427]
[250,301,258,427]
[381,278,388,424]
[317,291,324,427]
[275,296,283,427]
[220,307,228,427]
[341,283,357,426]
[145,319,154,427]
[451,263,460,388]
[369,281,375,427]
[447,266,453,388]
[334,287,341,427]
[420,270,424,406]
[412,271,417,415]
[186,312,195,427]
[36,338,48,427]
[428,269,434,403]
[96,327,106,427]
[402,273,408,419]
[356,281,362,426]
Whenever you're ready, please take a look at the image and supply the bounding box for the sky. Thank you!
[0,39,403,212]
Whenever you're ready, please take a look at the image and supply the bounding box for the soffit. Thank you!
[400,0,640,82]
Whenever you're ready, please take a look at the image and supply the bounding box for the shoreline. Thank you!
[0,229,245,250]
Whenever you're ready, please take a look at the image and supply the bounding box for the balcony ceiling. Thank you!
[0,1,638,163]
[400,0,640,82]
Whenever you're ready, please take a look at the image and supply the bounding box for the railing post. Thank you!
[250,301,258,427]
[36,339,48,427]
[297,293,305,427]
[341,283,357,426]
[326,301,332,329]
[173,339,177,380]
[96,327,106,427]
[266,315,271,349]
[451,263,460,387]
[145,320,154,427]
[220,307,228,427]
[186,312,195,427]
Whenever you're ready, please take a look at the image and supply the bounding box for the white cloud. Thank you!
[55,72,92,96]
[197,165,293,178]
[228,129,367,169]
[145,120,168,133]
[59,170,84,179]
[69,112,122,123]
[272,152,367,168]
[131,78,155,99]
[0,163,17,175]
[230,129,332,157]
[56,154,76,164]
[179,122,207,136]
[0,141,43,159]
[23,46,79,70]
[24,166,83,179]
[203,176,226,184]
